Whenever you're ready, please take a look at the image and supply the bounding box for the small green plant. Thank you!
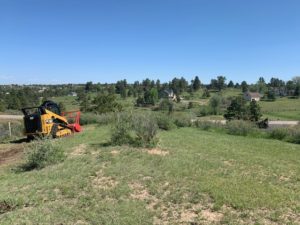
[20,140,66,171]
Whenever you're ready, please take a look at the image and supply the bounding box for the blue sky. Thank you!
[0,0,300,84]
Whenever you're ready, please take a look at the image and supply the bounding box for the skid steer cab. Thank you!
[22,101,81,140]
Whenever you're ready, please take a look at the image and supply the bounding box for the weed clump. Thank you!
[20,140,66,171]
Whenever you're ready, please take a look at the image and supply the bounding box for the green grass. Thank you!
[50,96,79,111]
[260,97,300,120]
[0,125,300,224]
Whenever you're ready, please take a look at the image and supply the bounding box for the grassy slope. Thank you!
[0,126,300,224]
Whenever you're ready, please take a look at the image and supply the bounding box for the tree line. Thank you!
[0,76,299,112]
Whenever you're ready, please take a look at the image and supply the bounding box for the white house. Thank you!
[244,92,261,101]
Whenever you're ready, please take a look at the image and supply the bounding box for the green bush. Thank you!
[268,128,289,140]
[287,126,300,144]
[198,106,212,117]
[195,120,214,131]
[132,113,158,147]
[226,120,257,136]
[110,112,159,148]
[188,101,195,109]
[155,114,176,130]
[20,140,66,171]
[173,114,193,127]
[111,112,133,146]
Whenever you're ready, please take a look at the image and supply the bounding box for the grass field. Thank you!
[0,125,299,224]
[260,97,300,121]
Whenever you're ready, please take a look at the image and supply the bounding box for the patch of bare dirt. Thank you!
[201,209,223,222]
[180,210,198,223]
[74,220,89,225]
[147,148,169,156]
[129,182,160,211]
[0,144,24,167]
[91,170,118,190]
[129,182,207,224]
[110,150,119,155]
[223,160,234,166]
[70,144,87,156]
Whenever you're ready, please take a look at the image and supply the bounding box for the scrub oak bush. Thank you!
[132,113,158,147]
[287,126,300,144]
[20,140,66,171]
[173,113,193,127]
[155,113,176,130]
[111,112,158,148]
[268,128,289,140]
[111,112,134,146]
[195,120,215,131]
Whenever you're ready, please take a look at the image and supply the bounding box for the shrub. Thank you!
[20,140,65,171]
[111,112,133,146]
[268,128,289,140]
[173,114,193,127]
[209,95,221,115]
[199,106,211,117]
[226,120,257,136]
[132,113,158,147]
[110,112,159,148]
[90,93,122,113]
[158,99,173,114]
[80,113,99,125]
[287,126,300,144]
[195,120,214,131]
[188,102,195,109]
[155,114,176,130]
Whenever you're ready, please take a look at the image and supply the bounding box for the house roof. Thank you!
[246,92,261,98]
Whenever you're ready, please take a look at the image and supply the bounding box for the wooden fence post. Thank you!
[8,122,12,137]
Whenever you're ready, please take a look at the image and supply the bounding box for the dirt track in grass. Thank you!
[0,144,24,167]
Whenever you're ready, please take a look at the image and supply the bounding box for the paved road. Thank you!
[193,119,299,126]
[268,121,299,126]
[0,115,23,120]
